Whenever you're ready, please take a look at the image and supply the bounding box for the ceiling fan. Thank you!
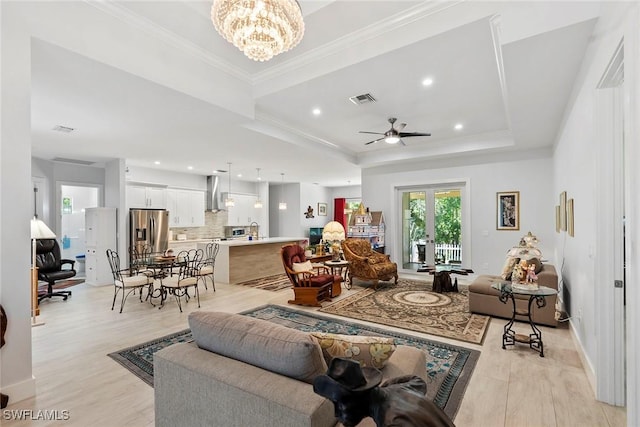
[360,117,431,146]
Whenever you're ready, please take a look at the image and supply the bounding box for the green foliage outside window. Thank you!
[408,195,460,245]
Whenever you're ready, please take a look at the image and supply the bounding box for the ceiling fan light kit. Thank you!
[360,117,431,146]
[211,0,305,62]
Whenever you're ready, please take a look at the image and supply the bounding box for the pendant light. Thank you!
[254,168,263,209]
[278,173,287,210]
[225,162,235,207]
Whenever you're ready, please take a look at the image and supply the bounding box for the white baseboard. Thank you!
[2,376,36,405]
[569,319,596,396]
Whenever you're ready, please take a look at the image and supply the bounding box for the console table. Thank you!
[491,282,558,357]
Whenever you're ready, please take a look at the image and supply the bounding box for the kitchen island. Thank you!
[197,237,305,285]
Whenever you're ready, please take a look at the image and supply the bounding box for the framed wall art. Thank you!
[496,191,519,230]
[567,198,574,237]
[559,191,567,231]
[318,203,327,216]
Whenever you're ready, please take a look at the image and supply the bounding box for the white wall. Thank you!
[269,182,301,237]
[1,1,35,402]
[300,183,333,232]
[552,1,638,409]
[362,155,554,274]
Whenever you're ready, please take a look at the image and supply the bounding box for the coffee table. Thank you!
[418,264,473,293]
[491,281,558,357]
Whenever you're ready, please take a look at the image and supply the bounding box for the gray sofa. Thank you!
[468,263,558,327]
[154,311,428,427]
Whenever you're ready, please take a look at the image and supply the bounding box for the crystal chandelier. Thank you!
[211,0,305,62]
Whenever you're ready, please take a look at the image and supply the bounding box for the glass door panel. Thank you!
[400,186,463,271]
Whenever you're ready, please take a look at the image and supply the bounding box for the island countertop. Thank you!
[197,237,306,284]
[215,237,306,247]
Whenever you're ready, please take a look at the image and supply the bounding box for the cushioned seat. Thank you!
[468,264,558,327]
[341,238,398,290]
[281,244,338,307]
[35,239,76,303]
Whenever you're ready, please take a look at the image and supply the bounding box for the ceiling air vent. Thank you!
[52,157,96,166]
[52,125,76,133]
[349,93,376,105]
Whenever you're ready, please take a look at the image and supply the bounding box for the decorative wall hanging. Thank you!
[496,191,519,230]
[318,203,327,216]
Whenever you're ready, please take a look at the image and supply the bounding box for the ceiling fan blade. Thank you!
[359,131,385,135]
[399,132,431,137]
[397,123,407,131]
[364,137,384,145]
[400,139,406,146]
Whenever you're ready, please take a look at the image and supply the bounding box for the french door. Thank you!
[400,184,464,270]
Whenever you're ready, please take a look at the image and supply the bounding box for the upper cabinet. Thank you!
[166,189,205,227]
[225,193,264,226]
[127,185,166,209]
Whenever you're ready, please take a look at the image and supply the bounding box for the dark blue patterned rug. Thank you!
[108,304,480,418]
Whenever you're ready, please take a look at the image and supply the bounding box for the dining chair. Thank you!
[196,242,219,291]
[161,250,201,312]
[106,249,155,313]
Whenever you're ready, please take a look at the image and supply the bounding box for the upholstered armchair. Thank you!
[281,244,339,307]
[342,238,398,290]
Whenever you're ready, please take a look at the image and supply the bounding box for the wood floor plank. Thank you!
[5,279,626,427]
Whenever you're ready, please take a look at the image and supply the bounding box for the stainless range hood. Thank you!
[206,175,223,212]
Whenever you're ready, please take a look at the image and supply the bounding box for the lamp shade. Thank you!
[30,218,56,239]
[322,221,345,242]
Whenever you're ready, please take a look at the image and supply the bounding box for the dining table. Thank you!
[132,254,187,307]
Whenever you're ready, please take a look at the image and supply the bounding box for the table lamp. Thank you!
[322,221,345,261]
[31,189,55,326]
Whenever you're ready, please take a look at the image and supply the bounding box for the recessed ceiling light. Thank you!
[187,166,194,170]
[154,161,160,165]
[454,123,463,130]
[422,78,434,87]
[312,108,321,116]
[237,174,242,178]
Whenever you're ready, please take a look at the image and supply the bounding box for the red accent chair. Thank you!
[281,244,339,307]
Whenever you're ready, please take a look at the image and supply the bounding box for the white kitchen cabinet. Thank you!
[225,193,264,226]
[127,185,166,209]
[166,189,205,227]
[85,207,117,286]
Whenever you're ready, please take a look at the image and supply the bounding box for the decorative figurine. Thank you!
[526,264,538,283]
[305,206,315,218]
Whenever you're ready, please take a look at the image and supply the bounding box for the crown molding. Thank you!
[252,1,464,85]
[84,0,252,84]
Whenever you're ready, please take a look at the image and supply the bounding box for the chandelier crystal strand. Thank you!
[211,0,305,62]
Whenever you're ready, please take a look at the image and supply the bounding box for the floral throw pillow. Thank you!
[310,332,396,369]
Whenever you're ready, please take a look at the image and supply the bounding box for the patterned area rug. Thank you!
[108,304,480,419]
[236,273,291,291]
[320,279,490,344]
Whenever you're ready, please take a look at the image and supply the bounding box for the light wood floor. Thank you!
[6,276,626,427]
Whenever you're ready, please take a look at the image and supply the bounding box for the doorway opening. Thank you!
[400,185,464,271]
[57,184,101,274]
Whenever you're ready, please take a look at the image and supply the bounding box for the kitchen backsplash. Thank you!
[170,211,227,240]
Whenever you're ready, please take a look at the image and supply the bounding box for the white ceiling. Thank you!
[29,1,601,186]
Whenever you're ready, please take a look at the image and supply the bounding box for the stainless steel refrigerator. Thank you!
[129,209,169,259]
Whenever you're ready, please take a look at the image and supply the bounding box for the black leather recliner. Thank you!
[35,239,76,303]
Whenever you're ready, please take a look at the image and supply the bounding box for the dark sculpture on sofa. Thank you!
[35,239,76,303]
[314,358,455,427]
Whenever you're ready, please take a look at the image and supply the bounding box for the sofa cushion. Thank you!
[189,311,327,384]
[310,332,396,369]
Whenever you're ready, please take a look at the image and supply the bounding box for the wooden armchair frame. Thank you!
[281,245,337,307]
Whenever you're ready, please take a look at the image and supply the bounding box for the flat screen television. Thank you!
[309,227,323,245]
